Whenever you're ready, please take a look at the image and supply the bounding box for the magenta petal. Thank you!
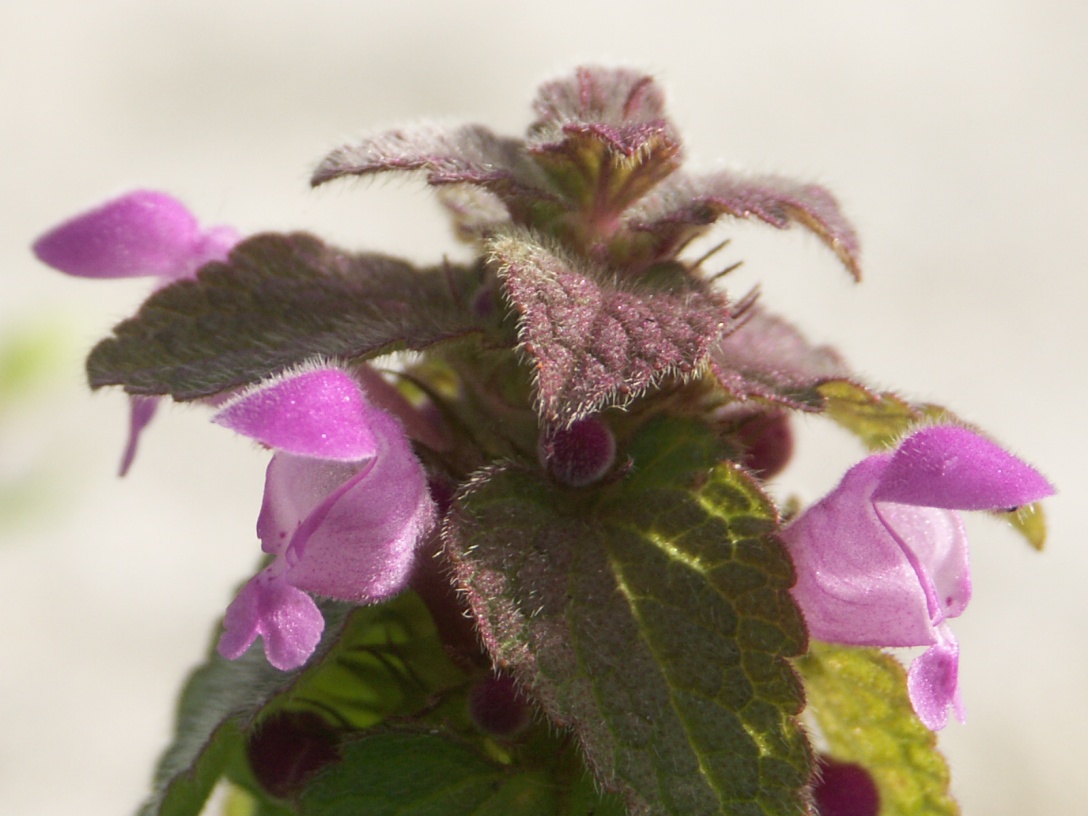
[907,625,965,730]
[284,411,436,602]
[874,425,1055,511]
[779,456,937,647]
[217,564,325,671]
[214,368,379,461]
[32,190,231,281]
[875,502,971,620]
[118,395,160,477]
[256,454,361,556]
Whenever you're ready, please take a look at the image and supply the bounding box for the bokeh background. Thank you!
[3,2,1085,814]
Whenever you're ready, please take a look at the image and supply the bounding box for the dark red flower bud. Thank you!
[736,410,793,478]
[812,756,880,816]
[469,673,532,737]
[247,710,340,800]
[539,417,616,486]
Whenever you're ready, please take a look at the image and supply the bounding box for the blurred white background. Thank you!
[2,1,1085,814]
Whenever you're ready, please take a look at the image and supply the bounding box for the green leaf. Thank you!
[446,416,812,815]
[283,590,467,729]
[299,729,625,816]
[797,643,959,816]
[87,233,489,400]
[140,593,465,816]
[817,380,922,449]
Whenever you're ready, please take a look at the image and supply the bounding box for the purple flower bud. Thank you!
[539,417,616,487]
[247,711,340,800]
[780,425,1054,729]
[812,756,879,816]
[468,673,532,737]
[735,409,793,478]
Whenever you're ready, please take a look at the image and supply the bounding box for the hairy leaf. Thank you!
[527,67,682,220]
[311,123,558,225]
[711,305,849,411]
[797,643,959,816]
[817,380,922,448]
[627,171,862,278]
[491,230,729,425]
[446,417,812,815]
[87,233,489,399]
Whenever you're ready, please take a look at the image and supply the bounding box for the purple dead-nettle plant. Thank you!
[34,66,1053,816]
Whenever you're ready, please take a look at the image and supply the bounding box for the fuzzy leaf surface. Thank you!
[527,67,681,218]
[797,643,959,816]
[492,231,729,425]
[711,305,849,411]
[87,233,488,399]
[447,417,811,815]
[311,124,558,225]
[816,380,922,448]
[627,171,861,277]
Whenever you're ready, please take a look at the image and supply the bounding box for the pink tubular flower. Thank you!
[32,190,241,475]
[780,425,1054,730]
[212,364,437,670]
[32,190,238,282]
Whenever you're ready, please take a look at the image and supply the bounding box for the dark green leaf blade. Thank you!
[797,643,960,816]
[446,417,812,815]
[299,729,623,816]
[87,233,488,399]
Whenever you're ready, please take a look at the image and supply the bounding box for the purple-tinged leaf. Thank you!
[527,67,682,233]
[628,170,862,278]
[529,66,671,136]
[711,304,849,411]
[491,230,729,425]
[86,233,490,400]
[311,123,558,226]
[445,417,811,815]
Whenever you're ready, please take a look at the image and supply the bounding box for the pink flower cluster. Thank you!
[33,190,1056,707]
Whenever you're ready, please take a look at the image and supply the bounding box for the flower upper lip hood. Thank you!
[779,424,1054,730]
[212,363,437,670]
[32,190,239,282]
[32,190,241,476]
